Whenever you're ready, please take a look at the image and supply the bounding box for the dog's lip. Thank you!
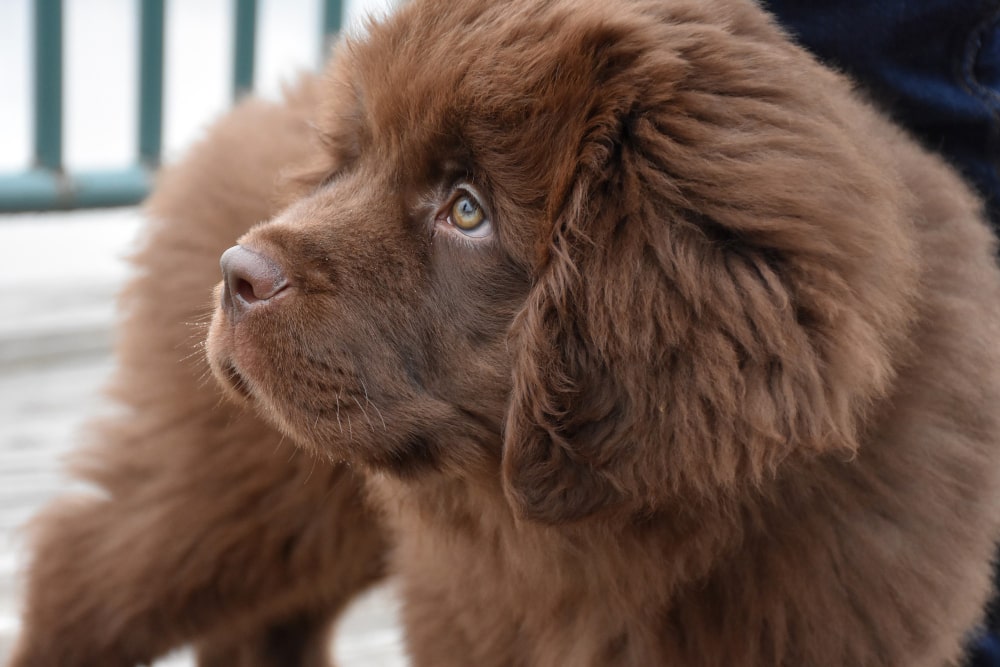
[220,358,254,400]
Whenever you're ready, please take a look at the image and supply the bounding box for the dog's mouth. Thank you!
[220,359,254,401]
[205,299,261,404]
[207,313,376,441]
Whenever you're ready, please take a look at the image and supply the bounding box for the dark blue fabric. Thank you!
[970,632,1000,666]
[763,0,1000,229]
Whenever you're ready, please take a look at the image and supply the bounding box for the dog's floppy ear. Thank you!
[501,17,919,524]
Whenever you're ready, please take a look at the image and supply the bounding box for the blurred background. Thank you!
[0,0,405,664]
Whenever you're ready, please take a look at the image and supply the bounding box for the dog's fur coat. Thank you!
[10,0,1000,665]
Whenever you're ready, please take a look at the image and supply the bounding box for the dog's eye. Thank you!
[447,191,491,238]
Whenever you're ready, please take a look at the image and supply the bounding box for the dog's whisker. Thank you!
[195,371,215,391]
[272,431,287,456]
[360,380,388,432]
[303,451,318,485]
[178,345,209,365]
[336,391,344,435]
[369,399,387,432]
[352,396,376,433]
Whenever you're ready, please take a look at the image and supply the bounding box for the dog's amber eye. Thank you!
[449,192,488,234]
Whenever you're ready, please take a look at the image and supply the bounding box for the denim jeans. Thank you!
[762,2,1000,664]
[763,0,1000,230]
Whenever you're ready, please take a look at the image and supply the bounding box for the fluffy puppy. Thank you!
[11,0,1000,665]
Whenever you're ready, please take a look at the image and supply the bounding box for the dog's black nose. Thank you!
[220,245,289,318]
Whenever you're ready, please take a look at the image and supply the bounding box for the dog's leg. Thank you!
[8,414,387,667]
[195,608,338,667]
[6,83,378,666]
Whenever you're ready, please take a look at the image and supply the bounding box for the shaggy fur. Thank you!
[10,0,1000,664]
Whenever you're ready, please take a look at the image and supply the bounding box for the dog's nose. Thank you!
[220,245,289,318]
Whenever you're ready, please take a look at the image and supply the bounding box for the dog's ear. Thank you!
[501,19,918,524]
[501,174,636,524]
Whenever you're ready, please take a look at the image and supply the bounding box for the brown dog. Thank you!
[11,0,1000,665]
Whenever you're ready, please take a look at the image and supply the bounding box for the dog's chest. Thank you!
[366,475,669,665]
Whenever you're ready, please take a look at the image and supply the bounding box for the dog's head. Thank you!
[207,0,918,523]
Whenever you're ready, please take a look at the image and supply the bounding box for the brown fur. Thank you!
[10,0,1000,665]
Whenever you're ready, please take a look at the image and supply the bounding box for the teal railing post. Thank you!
[233,0,257,100]
[0,0,152,210]
[1,0,351,212]
[138,0,165,169]
[321,0,343,61]
[34,0,63,173]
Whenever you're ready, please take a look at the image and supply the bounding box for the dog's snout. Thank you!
[220,245,289,318]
